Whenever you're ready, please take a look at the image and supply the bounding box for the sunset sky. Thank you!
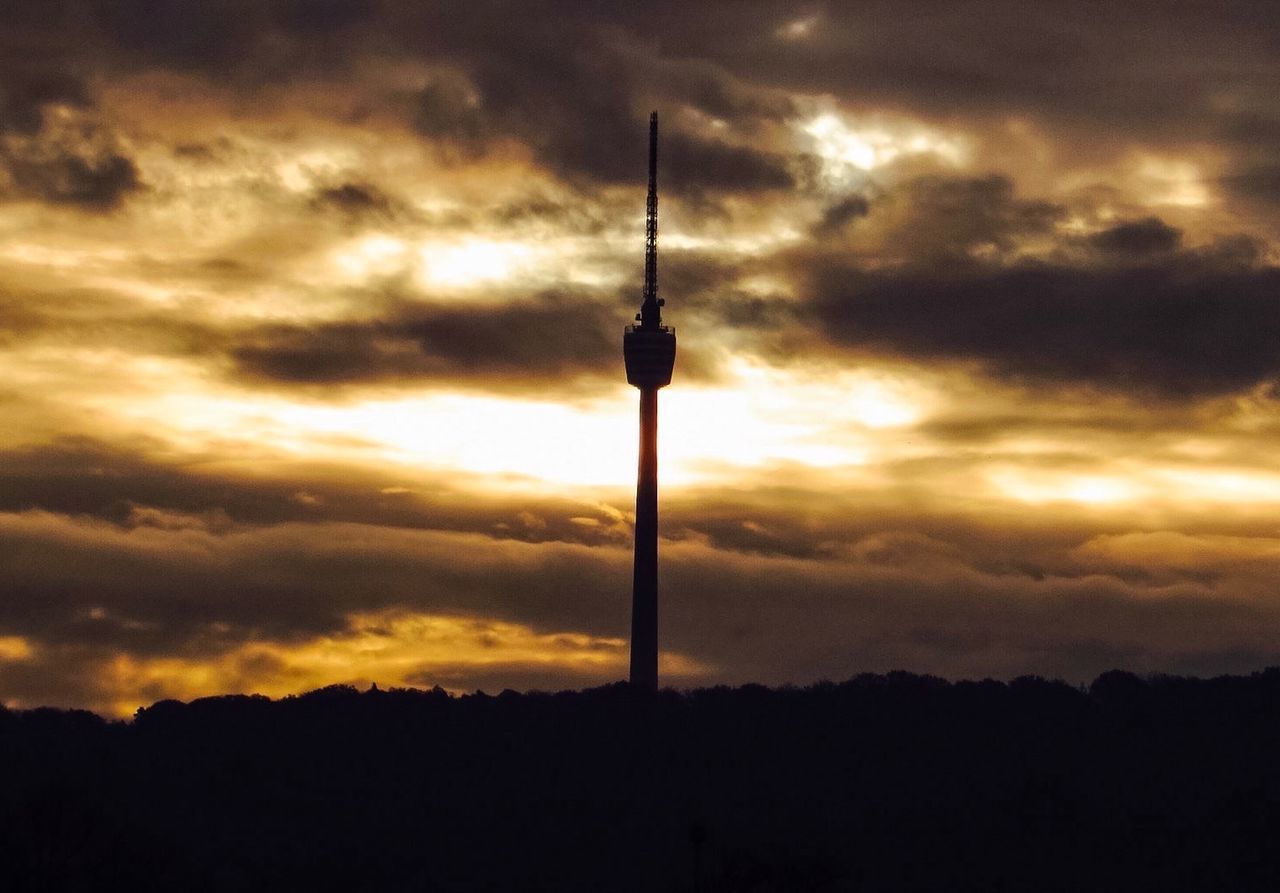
[5,2,1280,715]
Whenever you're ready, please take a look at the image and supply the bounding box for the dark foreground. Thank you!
[4,671,1280,892]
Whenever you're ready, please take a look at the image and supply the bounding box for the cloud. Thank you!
[0,66,89,135]
[633,2,1279,154]
[3,2,1276,206]
[0,507,631,646]
[7,424,1280,713]
[0,65,140,210]
[308,181,401,220]
[7,501,1280,715]
[1088,217,1182,257]
[6,1,1280,165]
[93,0,378,78]
[413,72,490,155]
[411,69,796,195]
[805,242,1280,397]
[227,293,623,389]
[1222,163,1280,207]
[400,11,798,194]
[811,194,870,237]
[846,174,1064,261]
[0,436,644,548]
[2,144,139,210]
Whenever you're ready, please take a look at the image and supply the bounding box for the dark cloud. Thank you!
[0,282,211,357]
[413,74,489,153]
[0,435,641,669]
[621,2,1280,153]
[403,12,797,194]
[0,62,140,210]
[1222,163,1280,206]
[0,277,658,398]
[2,147,139,210]
[229,294,622,388]
[412,74,796,195]
[309,181,401,221]
[92,0,377,78]
[871,174,1063,261]
[4,1,1276,200]
[5,0,1280,160]
[661,132,794,194]
[0,67,89,135]
[914,409,1184,447]
[811,194,870,237]
[0,504,632,652]
[485,193,610,234]
[0,437,331,528]
[274,0,377,33]
[806,245,1280,397]
[95,0,269,72]
[1088,217,1182,257]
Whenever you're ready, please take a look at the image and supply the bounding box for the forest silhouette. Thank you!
[5,670,1280,891]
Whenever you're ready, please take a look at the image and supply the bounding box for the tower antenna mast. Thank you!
[641,111,661,328]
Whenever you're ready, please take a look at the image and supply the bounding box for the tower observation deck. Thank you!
[623,111,676,692]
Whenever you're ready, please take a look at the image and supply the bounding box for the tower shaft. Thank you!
[629,385,659,690]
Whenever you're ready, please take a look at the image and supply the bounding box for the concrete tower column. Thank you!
[622,111,675,691]
[630,384,660,690]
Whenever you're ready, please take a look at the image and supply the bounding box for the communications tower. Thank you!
[623,111,676,691]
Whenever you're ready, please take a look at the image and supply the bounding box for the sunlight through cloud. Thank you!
[418,239,535,289]
[801,111,967,186]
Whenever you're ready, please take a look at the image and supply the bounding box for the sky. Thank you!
[5,1,1280,715]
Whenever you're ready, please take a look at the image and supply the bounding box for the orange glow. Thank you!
[988,470,1141,506]
[418,238,536,289]
[59,359,929,489]
[1134,154,1211,208]
[84,611,709,718]
[0,636,33,662]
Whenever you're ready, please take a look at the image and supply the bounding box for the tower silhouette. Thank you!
[623,111,676,692]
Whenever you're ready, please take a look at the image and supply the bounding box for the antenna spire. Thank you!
[639,111,661,330]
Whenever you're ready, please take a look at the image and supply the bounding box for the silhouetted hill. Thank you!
[5,670,1280,891]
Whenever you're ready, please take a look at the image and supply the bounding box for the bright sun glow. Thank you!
[81,359,931,490]
[989,470,1141,505]
[419,239,535,289]
[1134,154,1210,208]
[1155,469,1280,503]
[802,112,967,183]
[58,351,1280,513]
[987,465,1280,508]
[329,235,547,292]
[333,234,408,279]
